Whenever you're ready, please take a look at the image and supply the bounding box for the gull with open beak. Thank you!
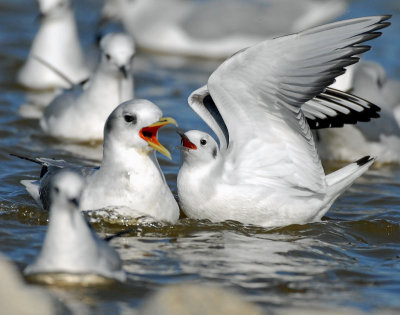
[40,32,135,141]
[177,16,390,228]
[21,99,180,223]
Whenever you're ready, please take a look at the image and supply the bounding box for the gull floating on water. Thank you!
[21,99,180,223]
[100,0,347,59]
[17,0,90,90]
[24,170,126,284]
[40,32,135,141]
[318,60,400,164]
[177,16,390,228]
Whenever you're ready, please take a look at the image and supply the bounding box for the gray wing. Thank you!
[189,86,381,147]
[206,15,389,190]
[43,84,84,120]
[96,238,124,271]
[37,158,96,211]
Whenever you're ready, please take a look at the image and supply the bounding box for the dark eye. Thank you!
[105,53,111,60]
[54,187,60,194]
[124,114,136,124]
[200,139,207,146]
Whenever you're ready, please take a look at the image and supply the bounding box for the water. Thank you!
[1,0,400,313]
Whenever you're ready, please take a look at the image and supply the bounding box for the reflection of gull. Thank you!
[20,100,180,223]
[100,0,347,59]
[176,16,390,227]
[318,61,400,163]
[24,170,126,283]
[17,0,89,90]
[40,33,135,141]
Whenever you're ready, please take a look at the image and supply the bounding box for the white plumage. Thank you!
[24,170,126,283]
[40,32,135,141]
[17,0,89,90]
[177,16,390,227]
[100,0,346,59]
[22,99,179,223]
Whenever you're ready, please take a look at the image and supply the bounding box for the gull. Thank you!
[176,16,390,228]
[20,99,180,223]
[17,0,90,90]
[99,0,346,59]
[318,60,400,163]
[24,170,126,283]
[40,32,135,141]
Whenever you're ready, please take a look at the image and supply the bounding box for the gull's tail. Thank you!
[323,155,374,210]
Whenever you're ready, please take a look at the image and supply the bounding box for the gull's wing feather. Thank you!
[207,16,390,191]
[42,84,84,121]
[304,88,381,129]
[189,86,381,143]
[188,85,229,149]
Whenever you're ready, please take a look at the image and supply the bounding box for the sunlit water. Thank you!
[1,0,400,313]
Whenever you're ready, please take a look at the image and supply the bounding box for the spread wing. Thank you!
[188,86,381,146]
[206,16,389,191]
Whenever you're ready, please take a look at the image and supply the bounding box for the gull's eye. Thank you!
[105,53,111,60]
[124,114,137,124]
[200,139,207,146]
[54,187,60,194]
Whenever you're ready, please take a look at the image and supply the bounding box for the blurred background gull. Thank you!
[99,0,347,59]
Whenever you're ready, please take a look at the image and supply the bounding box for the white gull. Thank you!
[17,0,89,90]
[100,0,347,59]
[24,170,126,283]
[21,99,180,223]
[176,16,390,227]
[40,32,135,141]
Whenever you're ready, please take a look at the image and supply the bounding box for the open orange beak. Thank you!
[139,117,178,159]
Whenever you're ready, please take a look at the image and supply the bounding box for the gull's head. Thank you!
[104,99,177,159]
[99,33,135,79]
[178,130,220,166]
[38,0,71,19]
[49,170,84,212]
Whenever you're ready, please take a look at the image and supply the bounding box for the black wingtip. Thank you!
[9,153,40,164]
[356,155,373,166]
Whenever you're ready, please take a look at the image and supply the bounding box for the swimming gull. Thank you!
[99,0,347,59]
[177,16,390,227]
[40,32,135,141]
[17,0,89,90]
[21,99,180,223]
[24,170,126,283]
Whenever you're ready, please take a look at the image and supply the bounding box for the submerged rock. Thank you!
[139,284,263,315]
[0,254,67,315]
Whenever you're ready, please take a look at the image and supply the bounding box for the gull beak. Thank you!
[36,12,46,23]
[139,117,178,159]
[119,66,129,79]
[177,131,197,150]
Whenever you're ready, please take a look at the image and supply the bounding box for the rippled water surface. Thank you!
[1,0,400,314]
